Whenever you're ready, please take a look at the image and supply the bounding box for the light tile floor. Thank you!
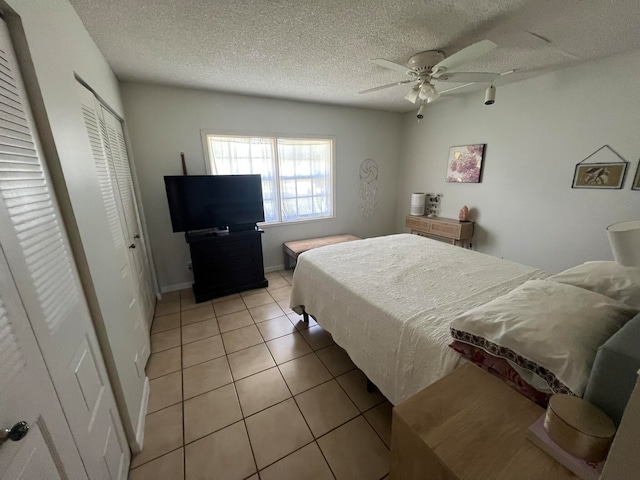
[130,269,392,480]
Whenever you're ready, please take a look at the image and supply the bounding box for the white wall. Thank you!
[120,83,402,291]
[396,49,640,273]
[5,0,149,448]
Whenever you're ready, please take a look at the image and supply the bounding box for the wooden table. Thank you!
[390,364,578,480]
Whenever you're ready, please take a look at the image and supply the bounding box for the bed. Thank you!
[290,233,640,410]
[289,233,548,405]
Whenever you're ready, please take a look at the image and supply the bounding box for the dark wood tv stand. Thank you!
[186,227,268,303]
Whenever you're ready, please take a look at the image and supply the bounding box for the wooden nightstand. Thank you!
[390,363,578,480]
[405,215,473,247]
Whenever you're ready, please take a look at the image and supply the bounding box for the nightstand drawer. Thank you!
[405,215,428,231]
[428,221,462,238]
[405,215,473,244]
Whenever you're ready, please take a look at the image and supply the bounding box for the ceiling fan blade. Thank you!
[370,58,412,75]
[437,83,475,95]
[359,79,413,94]
[434,72,499,83]
[433,39,497,72]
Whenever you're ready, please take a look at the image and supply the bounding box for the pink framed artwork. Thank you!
[446,144,485,183]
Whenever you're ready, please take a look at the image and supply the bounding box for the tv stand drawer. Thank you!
[187,229,267,302]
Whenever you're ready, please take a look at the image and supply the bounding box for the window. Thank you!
[203,134,334,224]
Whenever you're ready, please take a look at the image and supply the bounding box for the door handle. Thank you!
[0,421,29,446]
[129,244,136,249]
[134,235,140,239]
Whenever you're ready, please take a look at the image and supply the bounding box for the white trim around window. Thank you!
[201,131,336,226]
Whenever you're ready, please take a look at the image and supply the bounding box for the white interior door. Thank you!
[0,18,128,479]
[0,247,87,480]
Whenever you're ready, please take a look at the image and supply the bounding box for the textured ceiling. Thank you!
[69,0,640,112]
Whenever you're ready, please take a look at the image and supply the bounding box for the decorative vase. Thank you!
[459,205,469,222]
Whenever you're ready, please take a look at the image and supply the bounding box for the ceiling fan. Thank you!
[360,40,503,105]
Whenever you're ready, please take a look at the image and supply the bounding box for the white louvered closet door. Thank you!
[100,106,155,323]
[78,87,126,261]
[78,85,144,330]
[78,83,149,387]
[0,19,128,480]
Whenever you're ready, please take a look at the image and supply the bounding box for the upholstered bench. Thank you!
[283,234,361,269]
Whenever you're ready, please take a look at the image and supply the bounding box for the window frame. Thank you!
[201,130,336,227]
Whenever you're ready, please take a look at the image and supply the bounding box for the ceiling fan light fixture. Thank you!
[404,87,419,104]
[416,103,426,121]
[418,83,435,100]
[425,89,440,103]
[365,40,501,107]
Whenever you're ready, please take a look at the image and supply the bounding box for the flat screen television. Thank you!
[164,174,265,233]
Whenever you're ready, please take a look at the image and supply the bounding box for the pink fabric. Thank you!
[449,341,551,407]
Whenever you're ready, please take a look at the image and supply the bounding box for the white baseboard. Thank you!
[160,282,193,293]
[160,269,288,292]
[132,376,150,454]
[145,306,154,331]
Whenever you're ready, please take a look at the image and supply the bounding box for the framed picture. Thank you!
[572,162,627,189]
[446,144,485,183]
[633,163,640,191]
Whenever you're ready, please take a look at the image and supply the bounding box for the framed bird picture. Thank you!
[572,145,628,189]
[572,162,627,189]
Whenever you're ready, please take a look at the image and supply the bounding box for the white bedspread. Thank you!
[289,234,547,405]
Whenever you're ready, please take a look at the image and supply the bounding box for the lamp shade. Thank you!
[418,83,435,100]
[607,220,640,267]
[404,87,419,104]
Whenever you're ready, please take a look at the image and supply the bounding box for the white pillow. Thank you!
[548,261,640,309]
[450,280,638,396]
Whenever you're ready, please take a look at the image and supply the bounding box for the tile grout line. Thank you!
[180,289,187,480]
[239,277,286,478]
[308,321,390,451]
[143,356,365,431]
[262,328,338,479]
[236,389,260,477]
[183,349,348,423]
[151,314,312,380]
[288,403,339,480]
[331,366,389,444]
[148,322,337,388]
[219,281,282,477]
[233,292,324,472]
[129,446,184,472]
[269,329,343,478]
[300,334,390,471]
[360,403,392,452]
